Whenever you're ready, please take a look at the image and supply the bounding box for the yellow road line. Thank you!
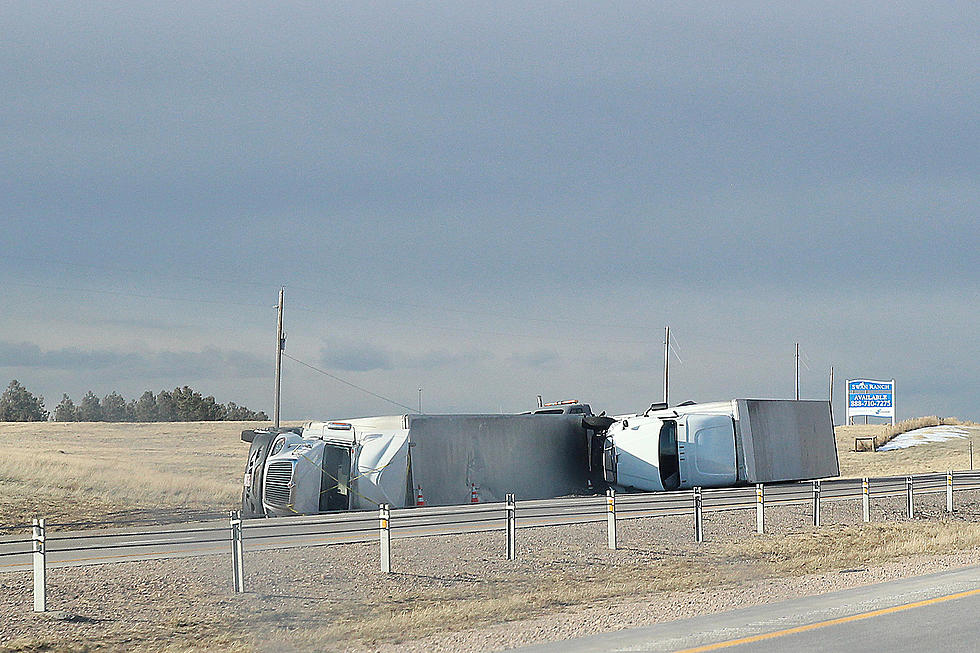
[674,587,980,652]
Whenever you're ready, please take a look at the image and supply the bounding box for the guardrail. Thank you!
[5,470,980,612]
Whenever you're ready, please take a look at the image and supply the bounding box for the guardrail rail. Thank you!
[4,469,980,611]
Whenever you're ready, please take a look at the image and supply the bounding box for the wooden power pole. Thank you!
[274,286,284,428]
[795,343,800,400]
[663,325,670,406]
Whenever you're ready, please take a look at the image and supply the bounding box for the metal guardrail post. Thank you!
[906,476,914,519]
[756,484,765,535]
[379,503,391,573]
[862,477,870,523]
[812,480,821,527]
[947,470,954,513]
[693,487,703,543]
[230,511,244,593]
[506,494,517,560]
[606,488,617,550]
[33,517,46,612]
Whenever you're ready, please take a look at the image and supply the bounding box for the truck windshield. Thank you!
[319,445,352,511]
[659,421,680,490]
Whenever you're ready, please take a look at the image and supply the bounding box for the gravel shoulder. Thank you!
[4,490,980,652]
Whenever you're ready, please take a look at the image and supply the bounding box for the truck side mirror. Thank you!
[583,415,616,432]
[602,440,617,484]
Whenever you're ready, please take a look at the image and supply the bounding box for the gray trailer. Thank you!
[241,412,592,517]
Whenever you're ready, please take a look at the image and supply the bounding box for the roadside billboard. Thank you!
[846,379,895,425]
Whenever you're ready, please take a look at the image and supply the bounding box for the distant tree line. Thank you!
[0,380,268,422]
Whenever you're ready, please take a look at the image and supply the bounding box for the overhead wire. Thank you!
[286,301,665,348]
[668,330,685,364]
[4,254,806,352]
[5,280,271,311]
[4,253,682,338]
[281,352,419,413]
[4,258,820,399]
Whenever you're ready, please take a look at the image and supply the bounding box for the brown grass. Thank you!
[718,521,980,573]
[836,421,980,479]
[311,560,725,645]
[6,516,980,653]
[1,418,978,529]
[0,421,302,528]
[256,520,980,649]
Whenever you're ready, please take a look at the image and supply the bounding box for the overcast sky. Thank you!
[1,2,977,421]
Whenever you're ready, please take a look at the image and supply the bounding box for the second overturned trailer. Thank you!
[594,399,839,492]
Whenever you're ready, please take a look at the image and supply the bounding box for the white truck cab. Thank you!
[256,418,411,517]
[603,406,736,491]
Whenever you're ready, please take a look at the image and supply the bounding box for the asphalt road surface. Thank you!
[511,563,980,653]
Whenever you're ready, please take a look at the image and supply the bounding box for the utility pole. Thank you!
[274,286,284,428]
[418,387,422,414]
[663,325,670,406]
[829,366,835,424]
[795,343,800,400]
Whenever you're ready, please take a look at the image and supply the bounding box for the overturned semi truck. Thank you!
[592,399,840,492]
[241,407,597,518]
[241,398,839,517]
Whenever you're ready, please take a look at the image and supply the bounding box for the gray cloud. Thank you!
[2,3,975,294]
[0,341,267,380]
[319,340,491,373]
[0,3,975,420]
[320,342,394,372]
[510,349,562,370]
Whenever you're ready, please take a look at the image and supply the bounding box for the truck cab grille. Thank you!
[264,461,294,507]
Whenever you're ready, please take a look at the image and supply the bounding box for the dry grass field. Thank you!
[1,418,978,530]
[0,421,302,529]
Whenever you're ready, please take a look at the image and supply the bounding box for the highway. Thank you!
[511,564,980,652]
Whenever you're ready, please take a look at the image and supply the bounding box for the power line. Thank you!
[281,352,419,414]
[6,255,809,352]
[286,282,660,333]
[668,330,684,364]
[2,254,279,292]
[287,301,664,348]
[5,260,821,359]
[5,280,271,310]
[3,253,680,336]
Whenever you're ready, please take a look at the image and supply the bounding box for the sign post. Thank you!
[846,379,895,426]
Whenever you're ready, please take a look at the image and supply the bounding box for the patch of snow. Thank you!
[877,425,970,451]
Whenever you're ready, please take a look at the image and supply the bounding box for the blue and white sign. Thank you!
[846,378,895,424]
